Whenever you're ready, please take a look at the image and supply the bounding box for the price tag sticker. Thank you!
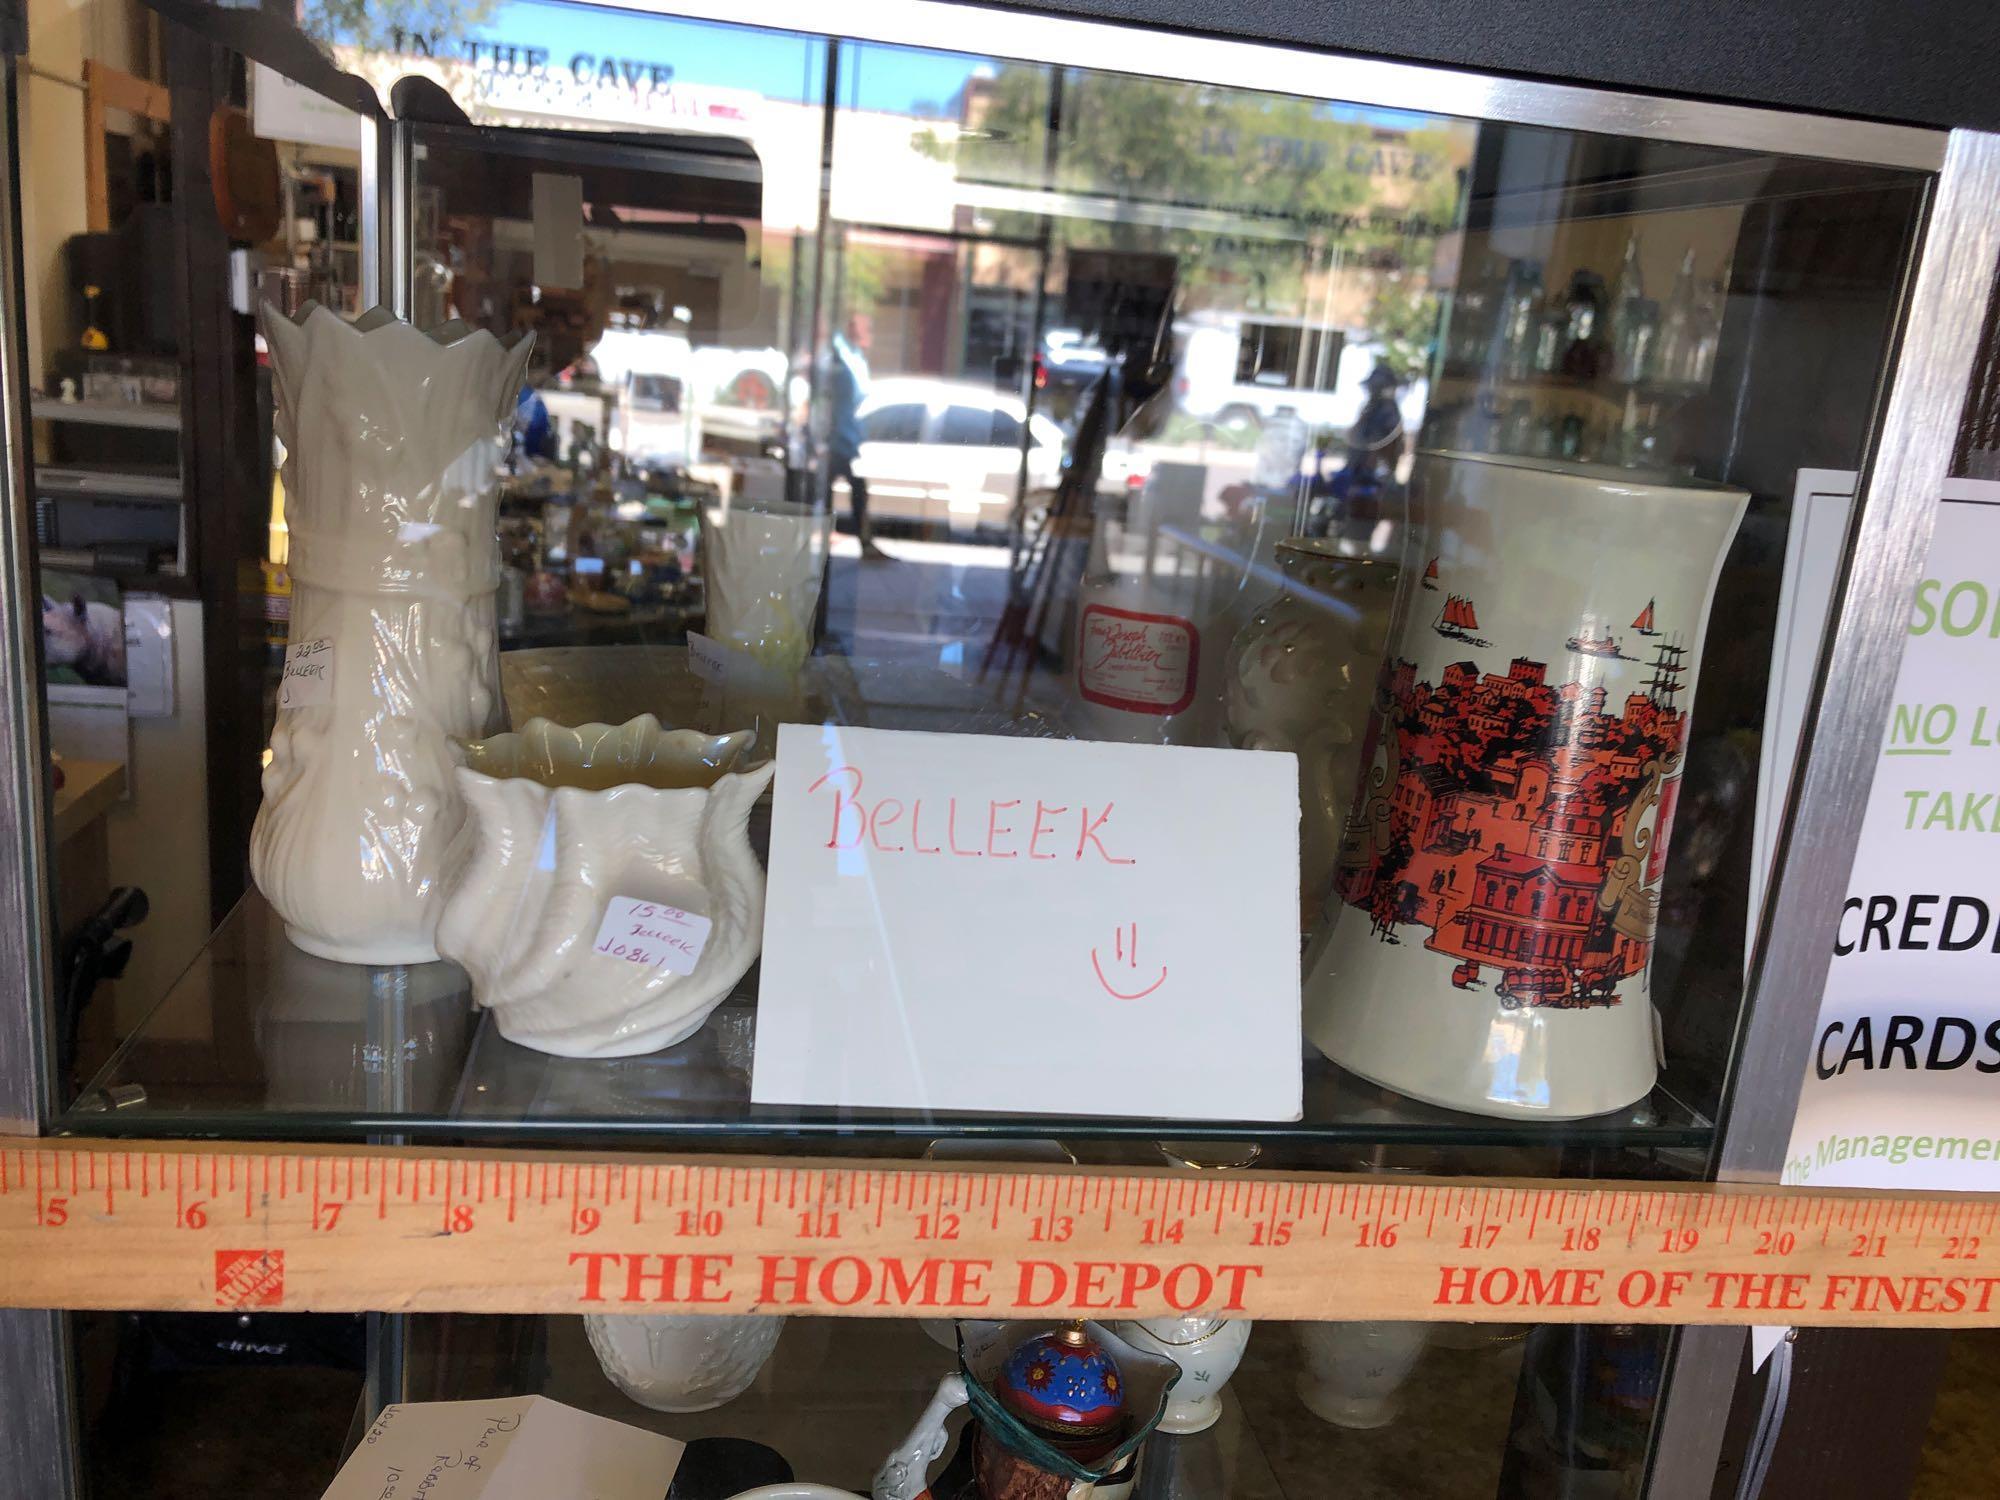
[279,637,334,710]
[591,897,712,976]
[686,630,731,685]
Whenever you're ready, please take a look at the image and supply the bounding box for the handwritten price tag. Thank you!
[279,637,333,710]
[590,897,712,976]
[322,1395,682,1500]
[686,630,732,685]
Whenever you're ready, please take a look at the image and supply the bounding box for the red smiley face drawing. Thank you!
[1091,921,1167,1000]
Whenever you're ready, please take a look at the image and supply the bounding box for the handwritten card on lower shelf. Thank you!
[321,1396,683,1500]
[752,724,1302,1121]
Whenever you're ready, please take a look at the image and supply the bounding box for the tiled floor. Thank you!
[1911,1328,2000,1499]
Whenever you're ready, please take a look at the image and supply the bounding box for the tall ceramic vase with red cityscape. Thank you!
[1303,451,1748,1119]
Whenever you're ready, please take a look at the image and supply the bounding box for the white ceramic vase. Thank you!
[1111,1315,1252,1434]
[1295,1320,1430,1429]
[1305,451,1747,1119]
[435,716,770,1058]
[251,304,532,965]
[584,1312,784,1413]
[700,501,829,672]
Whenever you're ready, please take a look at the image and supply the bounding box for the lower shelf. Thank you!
[403,1312,1549,1500]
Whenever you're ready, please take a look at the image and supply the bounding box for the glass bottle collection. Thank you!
[1440,238,1727,469]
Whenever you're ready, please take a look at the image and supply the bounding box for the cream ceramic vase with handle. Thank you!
[435,715,770,1058]
[251,305,532,964]
[1110,1315,1251,1434]
[1224,542,1400,930]
[1304,452,1747,1119]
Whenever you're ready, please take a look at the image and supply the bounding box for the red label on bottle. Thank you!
[1077,604,1198,715]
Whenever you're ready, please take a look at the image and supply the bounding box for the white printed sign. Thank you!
[751,723,1302,1120]
[1784,481,2000,1194]
[320,1396,682,1500]
[279,637,333,709]
[591,897,712,976]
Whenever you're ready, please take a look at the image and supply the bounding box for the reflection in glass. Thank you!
[85,3,1918,1157]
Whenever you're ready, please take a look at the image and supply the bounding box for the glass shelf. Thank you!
[402,1311,1538,1500]
[60,889,1712,1159]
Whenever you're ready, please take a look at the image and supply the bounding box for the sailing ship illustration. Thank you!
[1632,599,1661,636]
[1642,638,1688,709]
[1565,614,1631,660]
[1422,557,1440,591]
[1432,593,1489,647]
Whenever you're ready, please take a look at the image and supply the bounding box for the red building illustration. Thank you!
[1339,630,1689,1009]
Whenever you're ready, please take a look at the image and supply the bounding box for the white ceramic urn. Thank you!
[584,1312,784,1413]
[434,715,770,1058]
[1304,451,1747,1119]
[1294,1320,1430,1429]
[251,305,532,965]
[1110,1315,1252,1434]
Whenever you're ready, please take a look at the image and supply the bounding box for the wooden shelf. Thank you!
[31,398,181,432]
[36,465,184,501]
[1437,367,1705,404]
[52,759,125,846]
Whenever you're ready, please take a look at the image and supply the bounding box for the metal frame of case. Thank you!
[2,4,1998,1494]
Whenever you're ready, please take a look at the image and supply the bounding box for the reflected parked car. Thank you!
[849,378,1065,534]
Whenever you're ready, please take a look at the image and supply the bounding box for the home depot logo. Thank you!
[213,1249,284,1309]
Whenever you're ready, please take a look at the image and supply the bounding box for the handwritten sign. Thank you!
[752,723,1302,1120]
[591,896,712,975]
[320,1395,682,1500]
[279,636,333,710]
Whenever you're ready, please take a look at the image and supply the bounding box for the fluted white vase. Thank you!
[251,305,532,965]
[435,716,771,1058]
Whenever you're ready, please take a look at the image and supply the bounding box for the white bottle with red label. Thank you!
[1068,475,1265,746]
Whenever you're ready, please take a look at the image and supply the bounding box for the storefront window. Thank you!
[11,2,1966,1496]
[48,0,1929,1206]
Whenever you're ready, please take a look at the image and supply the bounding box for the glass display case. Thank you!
[2,2,1996,1497]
